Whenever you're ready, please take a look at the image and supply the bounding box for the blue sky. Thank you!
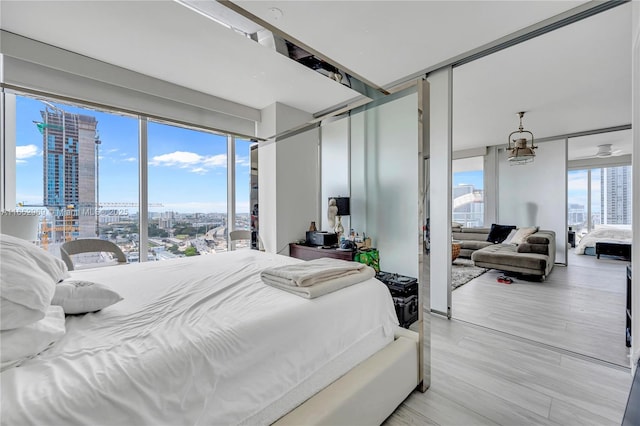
[14,95,252,213]
[453,171,483,190]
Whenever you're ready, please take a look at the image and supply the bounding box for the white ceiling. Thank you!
[0,0,633,156]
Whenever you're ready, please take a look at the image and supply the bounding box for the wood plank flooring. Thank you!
[383,249,632,425]
[452,249,630,367]
[383,316,632,426]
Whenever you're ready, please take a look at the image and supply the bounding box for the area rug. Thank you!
[452,258,488,290]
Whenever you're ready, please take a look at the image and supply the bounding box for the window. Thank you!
[567,165,632,242]
[11,94,139,260]
[147,121,228,259]
[3,91,256,262]
[452,156,484,227]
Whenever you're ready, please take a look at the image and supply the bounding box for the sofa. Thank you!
[453,224,555,280]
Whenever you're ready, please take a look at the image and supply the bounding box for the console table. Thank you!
[289,243,355,261]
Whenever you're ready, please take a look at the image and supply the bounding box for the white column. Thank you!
[428,68,453,316]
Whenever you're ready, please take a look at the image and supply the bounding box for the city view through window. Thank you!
[452,157,484,227]
[11,94,255,265]
[568,166,632,243]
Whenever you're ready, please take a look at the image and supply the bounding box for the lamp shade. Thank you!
[0,214,40,241]
[332,197,351,216]
[331,197,350,216]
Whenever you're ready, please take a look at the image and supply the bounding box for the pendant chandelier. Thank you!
[507,111,537,165]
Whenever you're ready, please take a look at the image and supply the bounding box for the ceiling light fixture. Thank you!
[507,111,537,165]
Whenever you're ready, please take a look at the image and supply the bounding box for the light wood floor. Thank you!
[383,249,632,425]
[452,249,630,367]
[384,316,631,426]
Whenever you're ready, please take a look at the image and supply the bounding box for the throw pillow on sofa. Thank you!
[509,226,539,245]
[486,224,516,244]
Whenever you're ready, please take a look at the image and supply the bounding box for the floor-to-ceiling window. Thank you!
[452,156,484,227]
[10,93,139,262]
[148,120,228,258]
[3,91,254,262]
[568,165,632,243]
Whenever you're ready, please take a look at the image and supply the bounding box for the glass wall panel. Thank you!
[12,94,139,265]
[452,156,484,227]
[147,121,227,259]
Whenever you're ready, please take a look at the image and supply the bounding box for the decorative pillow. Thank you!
[486,224,516,244]
[527,234,551,245]
[0,234,70,330]
[0,305,66,371]
[502,229,518,245]
[52,280,123,314]
[509,226,539,245]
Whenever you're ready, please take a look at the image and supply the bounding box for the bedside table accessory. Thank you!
[330,197,350,238]
[354,247,380,272]
[305,231,338,247]
[260,258,375,299]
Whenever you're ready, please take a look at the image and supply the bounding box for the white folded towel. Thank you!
[261,258,375,299]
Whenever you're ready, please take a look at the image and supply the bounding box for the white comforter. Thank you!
[575,226,632,254]
[1,250,398,425]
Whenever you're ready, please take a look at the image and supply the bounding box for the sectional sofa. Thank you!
[452,225,556,280]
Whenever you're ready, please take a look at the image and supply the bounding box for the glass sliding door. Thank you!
[234,138,258,249]
[147,121,227,259]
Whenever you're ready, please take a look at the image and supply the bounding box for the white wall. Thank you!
[258,103,319,256]
[428,68,452,315]
[320,118,350,232]
[498,139,567,264]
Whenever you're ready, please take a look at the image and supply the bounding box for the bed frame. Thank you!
[274,328,420,425]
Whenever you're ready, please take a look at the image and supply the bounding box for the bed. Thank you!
[575,225,632,256]
[1,245,420,425]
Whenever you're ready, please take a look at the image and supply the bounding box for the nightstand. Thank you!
[289,243,354,261]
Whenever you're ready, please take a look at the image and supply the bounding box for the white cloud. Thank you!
[16,145,39,163]
[122,157,137,162]
[235,155,251,167]
[150,151,227,173]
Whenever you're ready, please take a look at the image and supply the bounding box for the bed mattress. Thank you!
[1,250,398,425]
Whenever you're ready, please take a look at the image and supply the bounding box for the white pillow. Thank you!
[0,305,66,371]
[509,226,538,245]
[0,234,70,330]
[502,229,518,245]
[52,280,123,314]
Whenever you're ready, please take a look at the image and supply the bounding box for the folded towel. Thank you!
[262,265,375,299]
[261,258,368,288]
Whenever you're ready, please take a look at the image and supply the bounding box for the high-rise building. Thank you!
[40,107,98,241]
[600,165,631,224]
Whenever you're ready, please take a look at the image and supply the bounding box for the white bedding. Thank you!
[1,250,398,425]
[575,226,632,254]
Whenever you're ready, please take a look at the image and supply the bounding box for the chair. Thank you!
[229,230,264,251]
[60,239,127,271]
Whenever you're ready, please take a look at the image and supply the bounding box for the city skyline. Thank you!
[14,95,253,214]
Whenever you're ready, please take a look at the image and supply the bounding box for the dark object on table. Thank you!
[376,271,419,329]
[340,240,356,250]
[622,359,640,425]
[596,241,631,260]
[305,231,338,247]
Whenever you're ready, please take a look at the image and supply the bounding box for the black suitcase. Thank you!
[376,271,418,298]
[393,295,418,328]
